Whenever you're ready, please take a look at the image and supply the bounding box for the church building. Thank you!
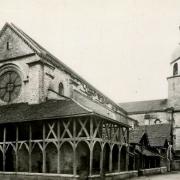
[119,43,180,170]
[0,23,134,179]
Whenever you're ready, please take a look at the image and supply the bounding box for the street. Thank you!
[131,172,180,180]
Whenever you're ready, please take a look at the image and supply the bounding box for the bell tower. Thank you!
[168,45,180,108]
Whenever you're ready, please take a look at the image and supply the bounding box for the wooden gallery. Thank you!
[0,23,134,179]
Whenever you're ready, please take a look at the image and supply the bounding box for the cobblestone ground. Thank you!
[131,171,180,180]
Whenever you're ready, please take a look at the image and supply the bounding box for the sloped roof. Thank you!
[130,124,171,147]
[119,99,168,114]
[147,124,171,147]
[0,99,91,124]
[135,146,161,157]
[73,90,128,125]
[0,23,126,115]
[171,45,180,63]
[129,127,145,144]
[0,99,129,127]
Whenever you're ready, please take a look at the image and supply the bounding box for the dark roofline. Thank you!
[127,109,166,115]
[93,113,130,128]
[118,98,168,114]
[119,98,167,105]
[0,101,130,127]
[170,57,180,64]
[2,22,127,115]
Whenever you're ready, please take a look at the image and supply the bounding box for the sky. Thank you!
[0,0,180,103]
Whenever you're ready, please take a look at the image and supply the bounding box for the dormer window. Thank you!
[173,63,178,76]
[59,82,64,95]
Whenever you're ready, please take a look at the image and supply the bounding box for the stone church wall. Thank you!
[173,112,180,150]
[129,112,169,126]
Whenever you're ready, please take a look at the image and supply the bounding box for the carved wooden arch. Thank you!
[92,141,102,151]
[31,142,43,153]
[45,141,58,151]
[111,143,120,152]
[45,141,58,150]
[0,145,3,154]
[18,142,30,153]
[119,144,127,152]
[75,139,90,149]
[59,140,74,150]
[5,143,16,153]
[102,142,111,151]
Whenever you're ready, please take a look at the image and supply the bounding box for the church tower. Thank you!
[168,45,180,108]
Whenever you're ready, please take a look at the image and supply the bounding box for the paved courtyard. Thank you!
[131,172,180,180]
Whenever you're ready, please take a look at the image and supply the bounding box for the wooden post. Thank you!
[3,127,6,171]
[109,146,112,172]
[90,117,93,138]
[126,145,129,171]
[133,154,135,170]
[42,122,46,173]
[89,117,94,176]
[73,119,77,175]
[15,126,19,172]
[29,124,32,172]
[127,128,129,144]
[57,120,60,173]
[89,145,93,176]
[126,128,129,171]
[118,147,121,172]
[73,146,77,175]
[100,146,104,175]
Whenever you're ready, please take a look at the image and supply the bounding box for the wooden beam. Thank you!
[15,126,18,172]
[118,147,121,172]
[90,117,93,138]
[73,146,77,175]
[109,147,112,172]
[126,146,129,171]
[57,120,60,173]
[29,124,32,172]
[100,146,103,175]
[73,119,77,175]
[3,127,6,171]
[42,122,46,173]
[89,145,93,176]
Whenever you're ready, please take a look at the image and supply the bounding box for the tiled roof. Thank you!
[1,23,126,115]
[0,99,129,127]
[135,146,160,157]
[0,99,91,124]
[73,90,128,125]
[129,128,145,144]
[119,99,168,114]
[130,124,171,147]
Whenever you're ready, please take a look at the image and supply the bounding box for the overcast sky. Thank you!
[0,0,180,103]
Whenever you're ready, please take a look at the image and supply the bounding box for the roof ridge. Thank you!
[119,98,167,104]
[0,23,126,115]
[10,23,42,54]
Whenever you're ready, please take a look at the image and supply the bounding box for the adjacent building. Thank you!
[119,43,180,170]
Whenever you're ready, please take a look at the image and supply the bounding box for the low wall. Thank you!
[0,172,79,180]
[139,167,167,176]
[89,171,138,180]
[0,171,138,180]
[172,160,180,171]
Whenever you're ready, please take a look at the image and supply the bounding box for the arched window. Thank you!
[173,63,178,76]
[154,119,161,124]
[59,82,64,95]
